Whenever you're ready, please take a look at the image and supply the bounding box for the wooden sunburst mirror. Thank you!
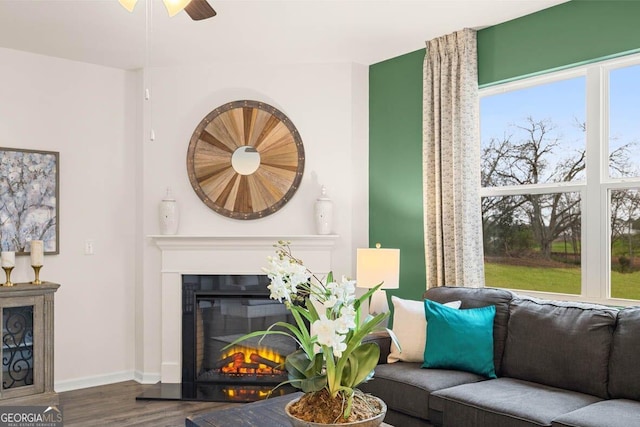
[186,100,305,219]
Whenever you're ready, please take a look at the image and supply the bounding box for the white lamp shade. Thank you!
[356,246,400,289]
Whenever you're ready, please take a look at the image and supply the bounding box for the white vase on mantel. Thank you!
[314,185,333,235]
[159,187,179,235]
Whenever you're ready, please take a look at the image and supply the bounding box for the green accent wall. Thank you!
[369,50,425,302]
[478,1,640,86]
[369,1,640,300]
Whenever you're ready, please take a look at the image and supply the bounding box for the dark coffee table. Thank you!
[185,392,392,426]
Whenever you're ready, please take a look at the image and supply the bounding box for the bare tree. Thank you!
[611,189,640,270]
[483,117,639,262]
[482,118,584,259]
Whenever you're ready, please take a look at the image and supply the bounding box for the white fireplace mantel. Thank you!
[149,234,339,383]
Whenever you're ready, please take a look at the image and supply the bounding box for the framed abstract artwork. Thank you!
[0,147,59,255]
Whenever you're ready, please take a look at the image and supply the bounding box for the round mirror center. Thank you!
[231,146,261,175]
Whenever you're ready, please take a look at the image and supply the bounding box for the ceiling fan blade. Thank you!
[185,0,217,21]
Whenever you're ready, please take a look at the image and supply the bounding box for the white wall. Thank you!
[0,46,370,388]
[0,48,137,389]
[137,61,369,379]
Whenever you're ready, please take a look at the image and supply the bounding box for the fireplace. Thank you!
[138,235,337,402]
[181,274,297,401]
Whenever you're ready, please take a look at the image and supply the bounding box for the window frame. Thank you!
[479,53,640,306]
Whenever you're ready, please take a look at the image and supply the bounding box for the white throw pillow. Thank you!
[387,296,461,363]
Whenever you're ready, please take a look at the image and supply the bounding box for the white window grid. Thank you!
[479,53,640,305]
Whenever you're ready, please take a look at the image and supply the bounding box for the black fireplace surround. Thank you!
[185,274,294,398]
[138,274,297,402]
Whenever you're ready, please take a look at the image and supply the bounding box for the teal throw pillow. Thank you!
[422,299,497,378]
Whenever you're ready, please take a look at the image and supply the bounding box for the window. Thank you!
[480,54,640,303]
[609,64,640,179]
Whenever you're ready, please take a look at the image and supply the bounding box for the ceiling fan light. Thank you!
[118,0,138,13]
[162,0,193,17]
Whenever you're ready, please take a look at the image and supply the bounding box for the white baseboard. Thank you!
[54,370,136,392]
[134,370,161,384]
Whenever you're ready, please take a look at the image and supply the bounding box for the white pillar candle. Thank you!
[30,240,44,266]
[1,251,15,268]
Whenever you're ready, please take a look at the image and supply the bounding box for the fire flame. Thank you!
[225,387,272,400]
[219,344,285,375]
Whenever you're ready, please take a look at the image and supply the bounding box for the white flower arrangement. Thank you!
[225,240,399,420]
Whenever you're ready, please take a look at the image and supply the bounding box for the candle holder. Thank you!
[31,265,43,285]
[2,266,15,287]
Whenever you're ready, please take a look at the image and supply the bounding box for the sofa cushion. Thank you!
[433,377,602,427]
[551,399,640,427]
[501,297,617,398]
[358,362,485,421]
[422,300,496,378]
[423,286,513,375]
[388,296,461,363]
[608,307,640,400]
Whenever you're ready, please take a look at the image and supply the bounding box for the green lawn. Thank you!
[485,262,640,301]
[611,270,640,300]
[484,263,580,294]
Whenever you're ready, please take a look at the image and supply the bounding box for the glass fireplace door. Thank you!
[196,297,295,384]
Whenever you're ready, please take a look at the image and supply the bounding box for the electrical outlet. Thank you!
[85,240,94,255]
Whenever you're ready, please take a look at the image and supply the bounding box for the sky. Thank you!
[610,63,640,174]
[481,63,640,181]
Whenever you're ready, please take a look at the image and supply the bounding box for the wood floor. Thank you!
[58,381,238,426]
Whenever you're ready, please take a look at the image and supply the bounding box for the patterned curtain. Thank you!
[423,28,485,288]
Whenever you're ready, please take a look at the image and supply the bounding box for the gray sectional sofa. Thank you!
[360,286,640,427]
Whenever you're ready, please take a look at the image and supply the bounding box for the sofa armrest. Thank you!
[363,330,391,365]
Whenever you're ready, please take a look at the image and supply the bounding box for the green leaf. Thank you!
[291,301,314,323]
[288,308,313,355]
[220,329,297,351]
[333,319,386,389]
[341,353,358,387]
[338,343,380,388]
[284,350,326,392]
[345,389,354,419]
[334,387,354,418]
[297,375,327,393]
[348,342,380,386]
[355,282,384,309]
[285,351,324,379]
[305,298,320,319]
[271,376,325,393]
[285,349,311,375]
[310,352,324,374]
[324,345,340,395]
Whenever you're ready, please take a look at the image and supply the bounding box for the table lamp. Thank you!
[356,243,400,315]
